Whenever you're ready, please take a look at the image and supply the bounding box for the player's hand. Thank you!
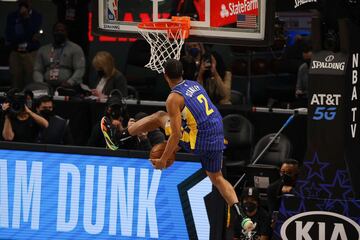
[150,158,167,170]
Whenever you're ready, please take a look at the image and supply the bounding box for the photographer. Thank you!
[197,51,231,105]
[88,92,155,150]
[1,94,48,142]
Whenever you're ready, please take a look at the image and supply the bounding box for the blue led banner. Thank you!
[0,149,215,239]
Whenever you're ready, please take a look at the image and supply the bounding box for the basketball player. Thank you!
[101,59,254,232]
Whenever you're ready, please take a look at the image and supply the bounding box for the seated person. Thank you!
[267,159,299,216]
[197,51,232,105]
[90,51,128,99]
[233,187,272,240]
[35,95,73,145]
[33,22,85,93]
[1,90,48,142]
[88,92,152,150]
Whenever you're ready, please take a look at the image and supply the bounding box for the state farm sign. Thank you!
[211,0,259,27]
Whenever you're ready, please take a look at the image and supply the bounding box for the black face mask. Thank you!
[98,70,105,78]
[40,109,54,119]
[189,47,200,58]
[282,173,294,186]
[242,202,257,213]
[53,32,66,46]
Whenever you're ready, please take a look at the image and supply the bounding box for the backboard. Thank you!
[93,0,275,46]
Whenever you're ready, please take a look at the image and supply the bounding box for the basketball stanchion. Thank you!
[138,16,191,73]
[233,109,300,189]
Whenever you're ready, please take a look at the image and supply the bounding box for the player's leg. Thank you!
[206,170,238,205]
[128,110,169,135]
[101,111,169,149]
[128,111,182,153]
[207,171,254,232]
[200,151,254,232]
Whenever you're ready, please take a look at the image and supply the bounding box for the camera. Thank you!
[3,92,26,115]
[106,89,128,121]
[202,52,212,69]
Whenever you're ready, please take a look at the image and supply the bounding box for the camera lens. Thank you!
[9,93,26,114]
[203,52,212,69]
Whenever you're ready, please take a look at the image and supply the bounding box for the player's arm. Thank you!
[157,93,183,169]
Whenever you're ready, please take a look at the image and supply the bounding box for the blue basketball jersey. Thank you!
[171,80,224,151]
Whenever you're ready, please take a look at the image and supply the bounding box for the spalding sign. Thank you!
[281,211,360,240]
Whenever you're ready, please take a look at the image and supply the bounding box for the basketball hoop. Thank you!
[138,16,191,73]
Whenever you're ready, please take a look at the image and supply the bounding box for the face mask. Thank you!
[53,32,66,46]
[282,173,294,186]
[189,47,200,58]
[98,70,105,78]
[242,202,257,213]
[40,109,53,119]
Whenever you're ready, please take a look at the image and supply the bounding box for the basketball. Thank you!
[149,142,176,168]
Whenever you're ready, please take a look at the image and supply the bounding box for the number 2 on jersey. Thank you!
[197,94,214,116]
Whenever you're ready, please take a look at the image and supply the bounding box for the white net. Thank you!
[138,24,186,73]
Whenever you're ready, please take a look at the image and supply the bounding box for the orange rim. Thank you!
[138,16,191,39]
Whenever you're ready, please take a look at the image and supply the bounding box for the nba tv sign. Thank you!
[281,211,360,240]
